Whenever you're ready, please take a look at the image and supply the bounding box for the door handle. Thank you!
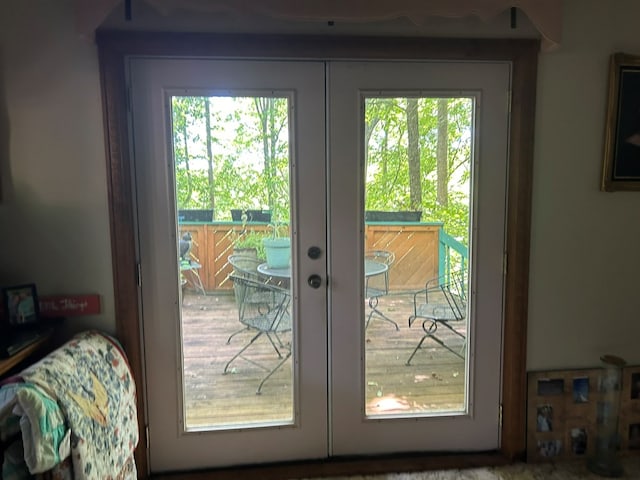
[308,274,322,289]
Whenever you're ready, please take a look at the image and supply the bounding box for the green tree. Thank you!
[172,94,473,244]
[253,97,289,221]
[172,96,206,207]
[172,95,290,221]
[365,96,473,243]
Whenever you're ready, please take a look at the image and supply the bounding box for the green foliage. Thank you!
[233,230,267,258]
[364,97,473,243]
[171,95,290,221]
[267,221,288,239]
[171,94,473,245]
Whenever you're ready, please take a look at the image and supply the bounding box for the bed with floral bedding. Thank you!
[0,330,138,480]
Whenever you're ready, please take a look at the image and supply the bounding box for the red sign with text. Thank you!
[39,294,101,317]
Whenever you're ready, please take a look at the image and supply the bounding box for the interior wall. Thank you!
[0,0,638,368]
[528,0,640,369]
[0,0,115,334]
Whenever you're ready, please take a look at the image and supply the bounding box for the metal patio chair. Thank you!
[228,254,265,281]
[406,272,467,365]
[224,274,292,394]
[364,250,398,330]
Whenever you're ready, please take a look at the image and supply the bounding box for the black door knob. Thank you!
[308,274,322,289]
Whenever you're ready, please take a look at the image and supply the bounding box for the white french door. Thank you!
[329,61,508,454]
[129,57,509,472]
[130,59,328,472]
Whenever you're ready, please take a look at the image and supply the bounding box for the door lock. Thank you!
[307,274,322,289]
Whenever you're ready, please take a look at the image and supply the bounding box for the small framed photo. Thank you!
[2,284,39,326]
[537,378,564,396]
[601,52,640,191]
[573,377,589,403]
[537,405,554,432]
[537,439,562,458]
[570,427,588,455]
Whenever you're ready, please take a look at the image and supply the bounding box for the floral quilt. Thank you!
[19,330,138,480]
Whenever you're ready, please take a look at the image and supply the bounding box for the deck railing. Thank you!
[180,221,462,292]
[438,230,469,284]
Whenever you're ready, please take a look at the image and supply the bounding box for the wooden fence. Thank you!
[179,222,442,292]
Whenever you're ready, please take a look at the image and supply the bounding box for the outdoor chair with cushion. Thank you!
[406,271,467,365]
[224,274,292,394]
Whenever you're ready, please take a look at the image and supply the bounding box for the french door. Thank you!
[129,58,509,472]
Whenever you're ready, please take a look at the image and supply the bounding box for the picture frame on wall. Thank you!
[601,52,640,191]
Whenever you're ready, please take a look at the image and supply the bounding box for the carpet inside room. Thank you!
[297,457,640,480]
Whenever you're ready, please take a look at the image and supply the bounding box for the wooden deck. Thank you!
[180,288,467,430]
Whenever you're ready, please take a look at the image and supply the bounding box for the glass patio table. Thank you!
[257,259,388,280]
[257,260,394,327]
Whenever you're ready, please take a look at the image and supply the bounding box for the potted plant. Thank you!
[233,230,266,259]
[262,222,291,268]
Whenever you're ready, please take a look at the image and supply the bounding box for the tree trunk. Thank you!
[407,98,422,210]
[364,116,380,182]
[255,98,274,212]
[204,98,215,216]
[181,117,193,203]
[268,99,278,214]
[436,98,449,207]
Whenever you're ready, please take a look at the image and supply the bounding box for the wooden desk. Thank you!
[0,334,52,377]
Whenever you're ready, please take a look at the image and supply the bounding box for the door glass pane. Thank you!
[171,95,294,430]
[363,96,473,418]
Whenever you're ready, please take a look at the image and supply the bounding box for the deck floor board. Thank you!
[180,290,466,428]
